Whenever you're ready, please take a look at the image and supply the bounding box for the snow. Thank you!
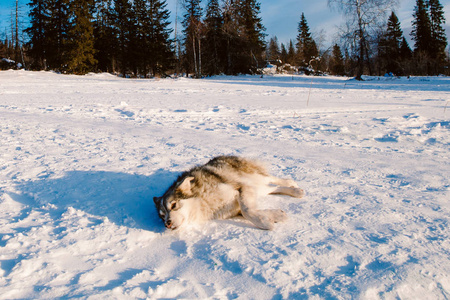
[0,70,449,299]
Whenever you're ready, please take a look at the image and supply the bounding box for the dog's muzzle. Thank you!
[165,219,176,230]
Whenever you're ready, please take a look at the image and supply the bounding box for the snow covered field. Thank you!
[0,70,449,299]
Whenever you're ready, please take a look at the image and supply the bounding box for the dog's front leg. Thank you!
[238,186,285,230]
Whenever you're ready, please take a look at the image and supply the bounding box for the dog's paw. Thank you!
[266,209,288,223]
[292,188,305,198]
[286,179,300,188]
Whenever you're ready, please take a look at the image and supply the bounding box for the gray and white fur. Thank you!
[153,156,305,230]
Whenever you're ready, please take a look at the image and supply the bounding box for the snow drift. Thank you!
[0,70,449,299]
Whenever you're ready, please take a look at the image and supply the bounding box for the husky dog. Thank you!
[153,156,305,230]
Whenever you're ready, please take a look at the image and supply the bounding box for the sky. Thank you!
[1,0,449,50]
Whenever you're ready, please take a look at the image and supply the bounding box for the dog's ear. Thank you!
[178,176,195,195]
[153,196,162,204]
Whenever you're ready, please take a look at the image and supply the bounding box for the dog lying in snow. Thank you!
[153,156,305,230]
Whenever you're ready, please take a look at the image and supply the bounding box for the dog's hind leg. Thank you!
[269,176,299,188]
[269,186,305,198]
[268,176,305,198]
[238,186,287,230]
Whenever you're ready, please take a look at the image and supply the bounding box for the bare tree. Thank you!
[328,0,397,80]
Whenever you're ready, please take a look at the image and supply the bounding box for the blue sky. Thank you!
[1,0,449,49]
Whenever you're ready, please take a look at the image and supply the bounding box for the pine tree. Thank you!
[146,0,174,76]
[381,11,403,75]
[45,0,71,70]
[110,0,133,76]
[287,39,296,65]
[93,0,115,72]
[296,13,318,69]
[26,0,49,69]
[399,36,412,59]
[280,43,288,64]
[222,0,240,74]
[133,0,152,75]
[386,12,403,53]
[182,0,202,77]
[428,0,447,62]
[267,36,280,61]
[234,0,266,74]
[399,36,413,74]
[202,0,226,75]
[330,43,345,75]
[66,0,97,74]
[411,0,432,55]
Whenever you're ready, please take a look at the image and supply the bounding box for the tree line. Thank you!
[266,0,448,77]
[0,0,448,77]
[1,0,266,77]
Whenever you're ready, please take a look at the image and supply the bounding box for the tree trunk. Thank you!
[198,37,202,77]
[356,0,364,80]
[192,36,198,76]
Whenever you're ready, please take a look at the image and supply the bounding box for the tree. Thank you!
[280,42,288,63]
[411,0,432,55]
[110,0,133,76]
[46,0,71,70]
[13,0,23,65]
[296,12,318,68]
[202,0,226,75]
[287,39,296,65]
[328,0,397,80]
[399,36,412,59]
[233,0,266,74]
[399,36,412,74]
[379,11,403,75]
[222,0,239,74]
[267,36,280,61]
[145,0,174,76]
[411,0,447,74]
[428,0,447,63]
[330,43,345,75]
[182,0,202,77]
[26,0,49,69]
[66,0,97,74]
[93,0,115,72]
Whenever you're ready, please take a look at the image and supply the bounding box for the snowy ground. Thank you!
[0,70,449,299]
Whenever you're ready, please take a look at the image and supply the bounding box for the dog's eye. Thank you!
[170,202,177,210]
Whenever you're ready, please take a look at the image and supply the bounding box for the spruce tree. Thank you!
[267,36,280,61]
[280,43,288,64]
[399,37,412,59]
[26,0,49,70]
[203,0,226,75]
[234,0,266,74]
[296,13,318,70]
[411,0,432,55]
[131,0,147,74]
[287,39,296,65]
[110,0,133,76]
[66,0,97,74]
[46,0,71,70]
[182,0,202,77]
[222,0,240,74]
[93,0,115,72]
[146,0,174,76]
[428,0,447,63]
[330,43,345,75]
[381,11,403,75]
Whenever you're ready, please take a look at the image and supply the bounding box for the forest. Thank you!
[0,0,448,78]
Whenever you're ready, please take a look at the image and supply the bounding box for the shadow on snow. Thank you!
[12,169,180,233]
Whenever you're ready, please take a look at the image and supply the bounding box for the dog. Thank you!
[153,156,305,230]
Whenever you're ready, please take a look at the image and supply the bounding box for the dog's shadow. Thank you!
[13,169,179,232]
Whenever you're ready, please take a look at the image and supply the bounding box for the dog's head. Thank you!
[153,176,195,230]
